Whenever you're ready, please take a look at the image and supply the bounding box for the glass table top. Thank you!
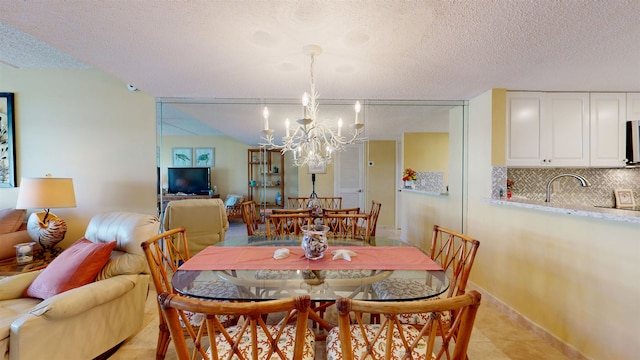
[172,235,449,302]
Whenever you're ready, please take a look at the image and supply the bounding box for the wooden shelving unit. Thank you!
[248,148,284,208]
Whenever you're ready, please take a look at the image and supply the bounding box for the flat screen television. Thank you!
[167,167,211,195]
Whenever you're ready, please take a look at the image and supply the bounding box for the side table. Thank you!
[0,256,51,277]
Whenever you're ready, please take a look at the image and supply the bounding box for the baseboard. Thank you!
[467,281,590,360]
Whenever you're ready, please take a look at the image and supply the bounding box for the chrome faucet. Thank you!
[545,174,591,203]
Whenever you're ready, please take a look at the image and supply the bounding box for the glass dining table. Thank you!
[172,235,449,303]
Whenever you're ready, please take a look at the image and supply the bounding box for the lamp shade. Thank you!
[16,177,77,209]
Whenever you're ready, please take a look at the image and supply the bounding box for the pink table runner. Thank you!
[179,246,442,271]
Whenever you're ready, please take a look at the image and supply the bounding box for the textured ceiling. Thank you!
[1,0,639,144]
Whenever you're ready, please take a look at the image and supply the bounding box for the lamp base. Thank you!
[26,211,67,253]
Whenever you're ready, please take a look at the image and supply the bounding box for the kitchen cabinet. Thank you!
[590,93,627,167]
[248,148,284,208]
[506,92,543,166]
[627,93,640,120]
[507,92,589,167]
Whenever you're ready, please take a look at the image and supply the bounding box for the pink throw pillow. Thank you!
[24,238,116,299]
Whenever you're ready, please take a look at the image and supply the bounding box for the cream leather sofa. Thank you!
[0,211,160,360]
[163,198,229,256]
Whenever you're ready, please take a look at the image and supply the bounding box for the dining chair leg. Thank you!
[155,306,171,360]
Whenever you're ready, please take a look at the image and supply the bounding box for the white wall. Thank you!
[466,89,640,360]
[0,69,157,247]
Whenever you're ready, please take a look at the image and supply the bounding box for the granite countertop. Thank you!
[401,188,448,196]
[484,197,640,224]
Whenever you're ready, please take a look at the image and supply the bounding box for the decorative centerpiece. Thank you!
[402,168,417,188]
[301,224,329,260]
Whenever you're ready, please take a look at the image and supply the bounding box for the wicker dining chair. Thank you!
[372,225,480,326]
[322,207,360,215]
[272,208,314,215]
[240,200,265,236]
[265,213,313,236]
[323,213,370,242]
[365,200,382,237]
[158,292,316,360]
[287,196,343,210]
[141,227,239,360]
[326,291,481,360]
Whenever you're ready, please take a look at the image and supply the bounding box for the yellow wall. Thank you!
[491,88,507,165]
[404,132,449,171]
[403,132,449,190]
[366,141,396,227]
[297,163,334,199]
[466,89,640,360]
[160,135,251,198]
[0,69,157,247]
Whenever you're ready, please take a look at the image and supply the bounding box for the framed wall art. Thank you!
[172,147,193,167]
[614,189,636,209]
[0,93,16,188]
[194,147,214,167]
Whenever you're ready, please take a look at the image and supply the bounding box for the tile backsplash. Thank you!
[414,171,445,193]
[492,167,640,206]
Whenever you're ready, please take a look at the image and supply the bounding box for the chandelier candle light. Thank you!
[260,45,365,167]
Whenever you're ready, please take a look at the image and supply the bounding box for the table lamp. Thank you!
[16,175,77,256]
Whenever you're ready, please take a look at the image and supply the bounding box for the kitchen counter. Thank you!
[484,197,640,224]
[401,188,448,196]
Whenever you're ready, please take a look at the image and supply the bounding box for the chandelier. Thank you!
[260,45,365,167]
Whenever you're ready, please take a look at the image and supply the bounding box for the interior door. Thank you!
[334,144,365,210]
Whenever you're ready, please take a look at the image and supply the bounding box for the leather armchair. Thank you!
[163,198,229,256]
[0,211,160,360]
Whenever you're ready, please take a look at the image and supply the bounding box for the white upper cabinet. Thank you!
[590,93,627,167]
[506,92,589,167]
[544,93,590,167]
[506,92,543,166]
[627,93,640,120]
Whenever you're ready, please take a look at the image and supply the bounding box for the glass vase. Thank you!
[15,242,36,265]
[301,224,329,260]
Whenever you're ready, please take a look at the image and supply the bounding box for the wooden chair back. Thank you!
[141,227,205,359]
[322,207,360,215]
[323,213,370,242]
[240,201,263,236]
[366,200,382,236]
[265,213,313,236]
[332,291,481,360]
[287,196,342,210]
[141,227,190,295]
[430,225,480,298]
[272,208,314,215]
[158,292,314,360]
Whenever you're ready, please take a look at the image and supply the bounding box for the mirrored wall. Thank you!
[156,98,467,232]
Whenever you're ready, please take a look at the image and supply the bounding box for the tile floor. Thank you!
[110,220,571,359]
